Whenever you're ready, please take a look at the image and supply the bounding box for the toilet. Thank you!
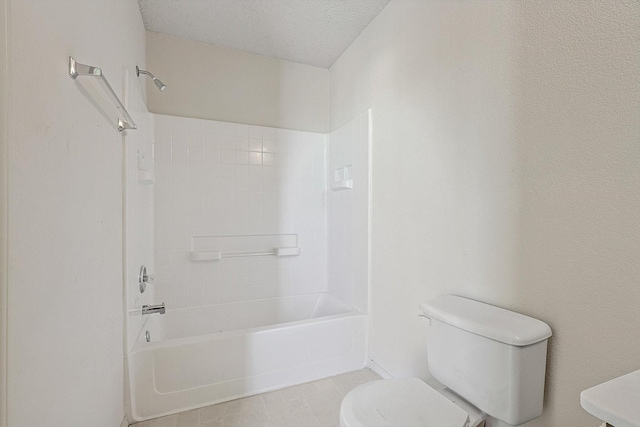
[340,295,552,427]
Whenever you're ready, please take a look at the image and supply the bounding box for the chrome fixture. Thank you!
[138,265,154,293]
[145,330,151,342]
[136,66,166,91]
[142,303,165,315]
[68,56,137,132]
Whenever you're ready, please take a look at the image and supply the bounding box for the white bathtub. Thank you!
[125,293,367,422]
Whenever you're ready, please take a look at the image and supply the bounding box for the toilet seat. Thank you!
[339,378,471,427]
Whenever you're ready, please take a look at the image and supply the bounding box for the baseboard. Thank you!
[367,359,394,379]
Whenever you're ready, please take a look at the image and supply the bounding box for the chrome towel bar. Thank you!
[68,56,137,132]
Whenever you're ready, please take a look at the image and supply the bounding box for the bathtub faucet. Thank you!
[142,303,165,315]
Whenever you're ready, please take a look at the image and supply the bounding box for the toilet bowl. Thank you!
[340,378,484,427]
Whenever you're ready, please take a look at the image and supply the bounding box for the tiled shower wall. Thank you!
[153,114,327,308]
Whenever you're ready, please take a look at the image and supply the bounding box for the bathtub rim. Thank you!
[130,293,363,354]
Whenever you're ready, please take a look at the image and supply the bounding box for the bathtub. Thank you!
[125,293,367,421]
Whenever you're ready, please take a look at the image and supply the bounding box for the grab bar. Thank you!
[190,247,300,262]
[223,251,276,258]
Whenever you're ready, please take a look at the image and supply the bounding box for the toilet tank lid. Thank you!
[419,295,552,347]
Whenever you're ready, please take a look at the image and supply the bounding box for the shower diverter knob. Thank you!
[138,265,154,293]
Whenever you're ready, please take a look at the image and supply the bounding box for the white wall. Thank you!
[153,114,327,309]
[146,32,330,133]
[0,1,8,426]
[327,110,370,312]
[330,1,640,426]
[5,1,146,425]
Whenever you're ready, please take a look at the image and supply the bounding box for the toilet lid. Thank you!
[340,379,470,427]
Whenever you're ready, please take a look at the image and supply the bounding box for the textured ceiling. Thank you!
[138,0,390,68]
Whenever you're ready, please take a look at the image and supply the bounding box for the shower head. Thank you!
[136,66,166,91]
[152,78,167,91]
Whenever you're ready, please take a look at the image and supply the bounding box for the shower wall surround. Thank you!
[124,79,156,354]
[328,110,371,312]
[153,115,328,308]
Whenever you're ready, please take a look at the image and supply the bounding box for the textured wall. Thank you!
[330,1,640,425]
[512,2,639,424]
[146,32,330,133]
[0,1,7,426]
[6,0,146,425]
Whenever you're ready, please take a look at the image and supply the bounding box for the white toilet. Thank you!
[340,295,552,427]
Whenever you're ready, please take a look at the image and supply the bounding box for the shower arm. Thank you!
[136,66,156,79]
[136,66,166,91]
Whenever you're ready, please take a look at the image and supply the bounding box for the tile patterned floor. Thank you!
[131,369,381,427]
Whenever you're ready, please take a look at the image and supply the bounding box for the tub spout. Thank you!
[142,303,165,315]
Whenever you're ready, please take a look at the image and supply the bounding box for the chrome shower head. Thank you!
[152,77,166,91]
[136,66,166,91]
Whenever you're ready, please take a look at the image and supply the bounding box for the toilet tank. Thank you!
[420,295,552,426]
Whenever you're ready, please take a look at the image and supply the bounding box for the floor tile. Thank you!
[223,405,271,427]
[330,369,381,394]
[176,409,199,427]
[308,393,344,426]
[130,415,177,427]
[199,395,264,422]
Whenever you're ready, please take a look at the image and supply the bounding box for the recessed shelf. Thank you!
[332,165,353,191]
[190,247,300,262]
[138,169,154,184]
[190,234,300,262]
[331,180,353,191]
